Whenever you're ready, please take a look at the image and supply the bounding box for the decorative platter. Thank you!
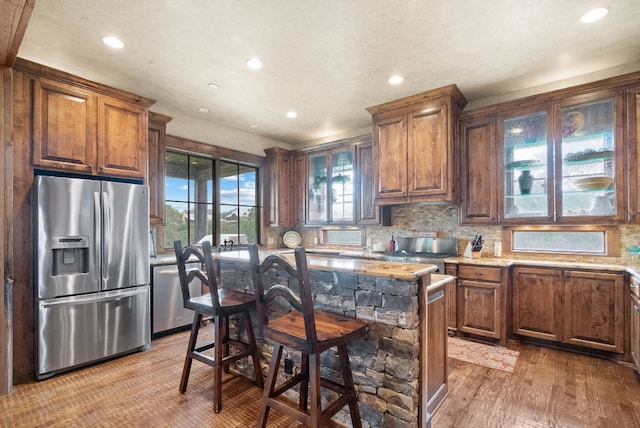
[574,176,614,191]
[562,111,585,137]
[283,230,302,249]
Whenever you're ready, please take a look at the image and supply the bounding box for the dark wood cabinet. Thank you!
[32,77,96,174]
[288,135,388,226]
[356,142,379,224]
[512,267,563,342]
[459,73,640,226]
[420,276,449,426]
[456,265,506,343]
[265,147,293,227]
[563,270,624,352]
[512,267,624,353]
[627,86,640,222]
[96,95,148,178]
[147,112,171,226]
[292,152,307,226]
[444,263,458,333]
[631,290,640,372]
[459,115,497,224]
[29,64,153,179]
[367,85,466,205]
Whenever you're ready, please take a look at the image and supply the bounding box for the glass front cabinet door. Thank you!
[306,148,355,224]
[502,110,552,221]
[500,91,623,223]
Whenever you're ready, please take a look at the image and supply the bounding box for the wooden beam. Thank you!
[0,0,35,67]
[0,64,14,395]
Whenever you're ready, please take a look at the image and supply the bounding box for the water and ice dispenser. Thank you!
[50,236,90,275]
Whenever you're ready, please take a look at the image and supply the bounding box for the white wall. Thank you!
[151,105,292,157]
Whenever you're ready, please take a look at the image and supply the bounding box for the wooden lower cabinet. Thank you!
[512,267,625,353]
[564,270,624,352]
[444,263,457,332]
[512,267,563,341]
[631,292,640,371]
[421,277,449,427]
[456,265,506,344]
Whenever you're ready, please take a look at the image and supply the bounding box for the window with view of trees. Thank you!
[163,151,259,249]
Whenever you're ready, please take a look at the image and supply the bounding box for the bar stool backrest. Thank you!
[248,244,319,351]
[174,240,220,309]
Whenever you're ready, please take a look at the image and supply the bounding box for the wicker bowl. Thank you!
[575,176,613,191]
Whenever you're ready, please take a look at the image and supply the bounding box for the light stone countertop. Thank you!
[428,273,454,292]
[444,256,640,278]
[214,249,439,281]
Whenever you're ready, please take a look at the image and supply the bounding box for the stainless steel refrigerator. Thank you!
[35,175,151,379]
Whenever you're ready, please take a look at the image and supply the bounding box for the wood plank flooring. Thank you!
[1,329,639,427]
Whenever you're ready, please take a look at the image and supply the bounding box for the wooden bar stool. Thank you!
[248,244,367,427]
[174,240,264,413]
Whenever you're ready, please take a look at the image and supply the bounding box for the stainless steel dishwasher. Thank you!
[151,262,202,337]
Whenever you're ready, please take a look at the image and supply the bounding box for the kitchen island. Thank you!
[213,249,453,428]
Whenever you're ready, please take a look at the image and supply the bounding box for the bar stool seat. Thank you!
[174,240,264,413]
[248,244,367,427]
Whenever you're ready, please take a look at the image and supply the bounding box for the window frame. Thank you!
[163,136,265,252]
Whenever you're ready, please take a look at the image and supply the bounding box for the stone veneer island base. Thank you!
[214,250,453,428]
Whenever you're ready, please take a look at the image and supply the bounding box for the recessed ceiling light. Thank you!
[198,108,209,113]
[388,75,404,85]
[249,124,259,129]
[102,36,124,49]
[580,7,609,23]
[208,82,220,89]
[286,111,298,119]
[246,58,263,69]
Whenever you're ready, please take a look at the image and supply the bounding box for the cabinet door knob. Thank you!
[634,304,640,313]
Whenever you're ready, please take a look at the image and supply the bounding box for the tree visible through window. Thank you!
[163,152,259,249]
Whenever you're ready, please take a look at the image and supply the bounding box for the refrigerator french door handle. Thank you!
[94,192,102,284]
[102,191,110,282]
[40,287,147,308]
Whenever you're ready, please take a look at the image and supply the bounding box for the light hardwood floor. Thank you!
[1,329,639,427]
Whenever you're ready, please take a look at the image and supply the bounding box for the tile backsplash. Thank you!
[268,203,640,266]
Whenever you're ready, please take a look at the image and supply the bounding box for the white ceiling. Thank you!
[17,0,640,148]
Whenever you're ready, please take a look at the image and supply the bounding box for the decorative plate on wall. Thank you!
[283,230,302,249]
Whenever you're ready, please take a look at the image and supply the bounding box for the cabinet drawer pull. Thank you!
[634,304,640,313]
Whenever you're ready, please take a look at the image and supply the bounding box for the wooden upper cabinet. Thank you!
[356,141,382,224]
[459,72,640,225]
[19,58,155,179]
[459,115,497,224]
[628,85,640,221]
[32,77,97,174]
[408,104,450,197]
[148,112,172,226]
[97,96,148,178]
[372,114,407,200]
[265,147,293,227]
[292,152,307,226]
[367,85,466,205]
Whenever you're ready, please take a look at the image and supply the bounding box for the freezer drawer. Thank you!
[152,263,202,335]
[37,286,150,379]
